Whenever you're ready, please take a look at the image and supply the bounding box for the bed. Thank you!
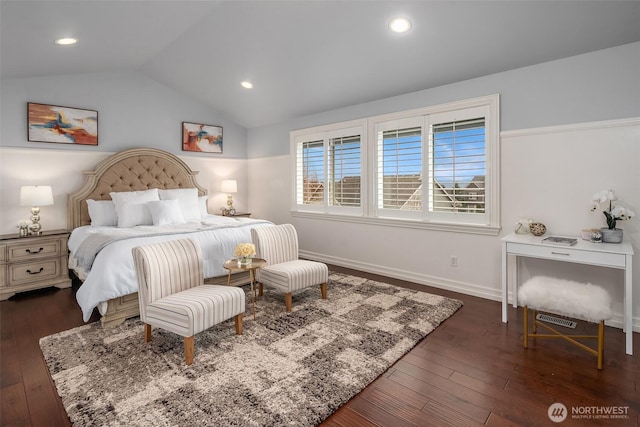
[67,147,272,327]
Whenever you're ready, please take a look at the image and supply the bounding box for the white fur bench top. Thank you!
[518,276,612,323]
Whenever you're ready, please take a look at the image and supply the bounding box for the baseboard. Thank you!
[301,250,640,334]
[300,250,502,302]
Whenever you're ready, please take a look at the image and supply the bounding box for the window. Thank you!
[376,117,423,219]
[293,121,365,214]
[328,135,361,207]
[292,95,499,234]
[299,139,324,206]
[430,117,485,214]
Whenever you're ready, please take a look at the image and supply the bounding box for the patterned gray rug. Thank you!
[40,272,462,426]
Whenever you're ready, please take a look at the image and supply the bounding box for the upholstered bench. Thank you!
[518,276,612,369]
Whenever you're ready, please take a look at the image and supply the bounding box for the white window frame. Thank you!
[291,119,367,216]
[291,95,500,235]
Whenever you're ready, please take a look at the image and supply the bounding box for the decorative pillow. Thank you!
[86,199,117,227]
[110,189,160,228]
[147,200,186,226]
[199,195,209,217]
[158,188,201,222]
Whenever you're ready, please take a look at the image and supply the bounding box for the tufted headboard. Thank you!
[67,148,207,229]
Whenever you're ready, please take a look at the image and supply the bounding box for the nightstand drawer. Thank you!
[8,259,62,286]
[8,240,60,262]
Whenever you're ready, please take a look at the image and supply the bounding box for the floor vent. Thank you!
[536,313,577,329]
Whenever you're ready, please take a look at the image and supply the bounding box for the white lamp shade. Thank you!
[20,186,54,207]
[221,180,237,194]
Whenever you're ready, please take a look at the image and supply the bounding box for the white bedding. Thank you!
[69,215,273,322]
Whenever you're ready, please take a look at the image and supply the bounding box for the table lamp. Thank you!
[20,185,54,235]
[221,180,237,214]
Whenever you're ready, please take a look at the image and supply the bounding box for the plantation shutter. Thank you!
[431,118,485,213]
[328,134,361,207]
[298,139,325,205]
[378,126,422,210]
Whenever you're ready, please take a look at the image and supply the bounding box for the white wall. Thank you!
[0,147,249,234]
[1,42,638,334]
[248,42,640,158]
[0,71,251,234]
[247,43,640,333]
[248,119,640,332]
[1,71,247,157]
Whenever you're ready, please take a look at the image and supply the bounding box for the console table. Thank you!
[501,232,634,355]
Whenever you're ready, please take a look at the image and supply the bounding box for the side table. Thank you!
[223,258,266,319]
[0,229,71,300]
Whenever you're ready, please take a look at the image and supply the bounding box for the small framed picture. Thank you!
[182,122,223,153]
[28,102,98,145]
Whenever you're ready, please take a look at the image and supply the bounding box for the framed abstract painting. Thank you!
[182,122,223,153]
[27,102,98,145]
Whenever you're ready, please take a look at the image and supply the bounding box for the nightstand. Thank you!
[217,212,252,218]
[0,229,71,300]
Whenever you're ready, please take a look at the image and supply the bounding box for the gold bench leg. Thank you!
[523,306,528,348]
[597,320,604,370]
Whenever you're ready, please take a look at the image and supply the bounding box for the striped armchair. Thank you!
[132,238,245,365]
[251,224,328,312]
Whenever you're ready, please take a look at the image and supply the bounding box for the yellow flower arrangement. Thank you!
[234,242,256,259]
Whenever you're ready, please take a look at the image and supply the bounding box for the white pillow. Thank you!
[147,200,186,226]
[86,199,117,227]
[158,188,201,222]
[110,189,160,228]
[199,195,209,217]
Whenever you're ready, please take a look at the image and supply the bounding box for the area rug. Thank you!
[40,272,462,426]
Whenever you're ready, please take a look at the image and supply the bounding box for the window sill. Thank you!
[291,210,501,236]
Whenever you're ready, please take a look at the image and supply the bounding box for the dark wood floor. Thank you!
[1,266,639,426]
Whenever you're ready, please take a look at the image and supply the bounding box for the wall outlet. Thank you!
[450,256,458,267]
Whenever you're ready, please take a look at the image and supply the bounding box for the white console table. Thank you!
[501,232,634,355]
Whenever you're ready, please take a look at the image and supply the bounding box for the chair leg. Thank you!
[597,320,605,370]
[258,282,264,297]
[144,323,152,343]
[320,282,327,299]
[184,336,194,366]
[285,293,292,312]
[532,309,538,334]
[235,313,243,335]
[523,306,528,348]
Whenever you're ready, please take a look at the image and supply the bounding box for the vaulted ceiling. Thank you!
[2,1,639,128]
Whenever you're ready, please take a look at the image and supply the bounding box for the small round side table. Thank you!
[222,258,266,319]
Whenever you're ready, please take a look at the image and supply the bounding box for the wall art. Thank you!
[182,122,223,153]
[27,102,98,145]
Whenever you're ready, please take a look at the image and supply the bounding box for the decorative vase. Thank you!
[238,256,252,267]
[600,228,623,243]
[529,222,547,236]
[18,227,28,237]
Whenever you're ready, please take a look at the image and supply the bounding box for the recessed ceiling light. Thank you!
[241,81,253,89]
[55,37,78,45]
[389,17,412,33]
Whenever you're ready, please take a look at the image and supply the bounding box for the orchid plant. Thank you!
[590,190,635,230]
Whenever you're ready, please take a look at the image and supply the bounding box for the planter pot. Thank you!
[600,228,623,243]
